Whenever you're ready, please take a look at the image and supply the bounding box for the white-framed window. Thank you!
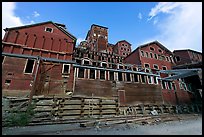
[5,79,11,85]
[78,67,85,78]
[153,76,159,84]
[144,63,150,68]
[162,66,167,70]
[149,52,153,58]
[62,64,71,74]
[147,76,153,84]
[118,72,123,81]
[172,82,176,90]
[45,27,53,33]
[109,71,115,81]
[140,75,146,83]
[83,59,90,66]
[126,73,131,82]
[161,81,166,89]
[89,69,96,79]
[133,74,139,83]
[158,48,162,53]
[99,70,106,80]
[153,64,159,70]
[24,59,35,74]
[166,56,170,62]
[150,47,155,51]
[140,50,144,57]
[154,53,158,59]
[101,62,107,68]
[145,52,149,58]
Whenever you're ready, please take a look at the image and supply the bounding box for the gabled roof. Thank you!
[173,49,202,54]
[116,40,132,45]
[124,40,173,59]
[4,21,77,41]
[91,24,108,29]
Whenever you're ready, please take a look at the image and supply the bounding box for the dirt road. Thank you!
[2,114,202,135]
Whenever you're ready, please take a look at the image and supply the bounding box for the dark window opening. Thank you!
[141,75,146,83]
[150,47,155,51]
[76,59,81,65]
[5,79,11,85]
[118,72,123,81]
[2,56,5,64]
[45,27,53,33]
[84,60,89,65]
[145,69,150,73]
[161,81,166,89]
[100,70,105,80]
[98,56,101,60]
[153,65,159,70]
[134,74,139,82]
[154,53,158,59]
[172,83,176,90]
[90,69,95,79]
[109,71,114,81]
[148,76,152,84]
[119,66,123,70]
[63,64,70,74]
[102,63,107,68]
[78,68,85,78]
[158,49,162,53]
[145,64,150,68]
[126,73,131,82]
[24,59,34,73]
[133,68,137,71]
[176,56,180,62]
[150,52,153,58]
[162,66,167,70]
[112,64,117,69]
[153,77,158,84]
[145,52,149,57]
[92,62,97,67]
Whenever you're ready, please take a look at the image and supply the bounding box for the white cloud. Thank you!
[138,12,142,20]
[33,11,40,17]
[148,2,202,52]
[2,2,24,39]
[76,38,84,46]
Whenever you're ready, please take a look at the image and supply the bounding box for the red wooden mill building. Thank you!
[2,21,201,106]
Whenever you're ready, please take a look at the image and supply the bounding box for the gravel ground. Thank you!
[2,115,202,135]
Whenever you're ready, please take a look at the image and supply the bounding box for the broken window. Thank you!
[147,76,152,84]
[153,64,159,70]
[150,52,153,58]
[167,81,172,90]
[126,73,131,82]
[78,68,85,78]
[161,81,166,89]
[144,63,150,68]
[45,27,53,33]
[76,59,81,65]
[140,50,144,57]
[153,76,158,84]
[24,59,35,74]
[172,82,176,90]
[141,75,146,83]
[162,66,167,70]
[118,72,123,81]
[62,64,70,74]
[100,70,105,80]
[134,74,139,82]
[5,79,11,85]
[90,69,95,79]
[154,53,158,59]
[92,62,97,67]
[109,71,114,81]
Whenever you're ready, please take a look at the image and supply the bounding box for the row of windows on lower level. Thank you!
[76,67,159,85]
